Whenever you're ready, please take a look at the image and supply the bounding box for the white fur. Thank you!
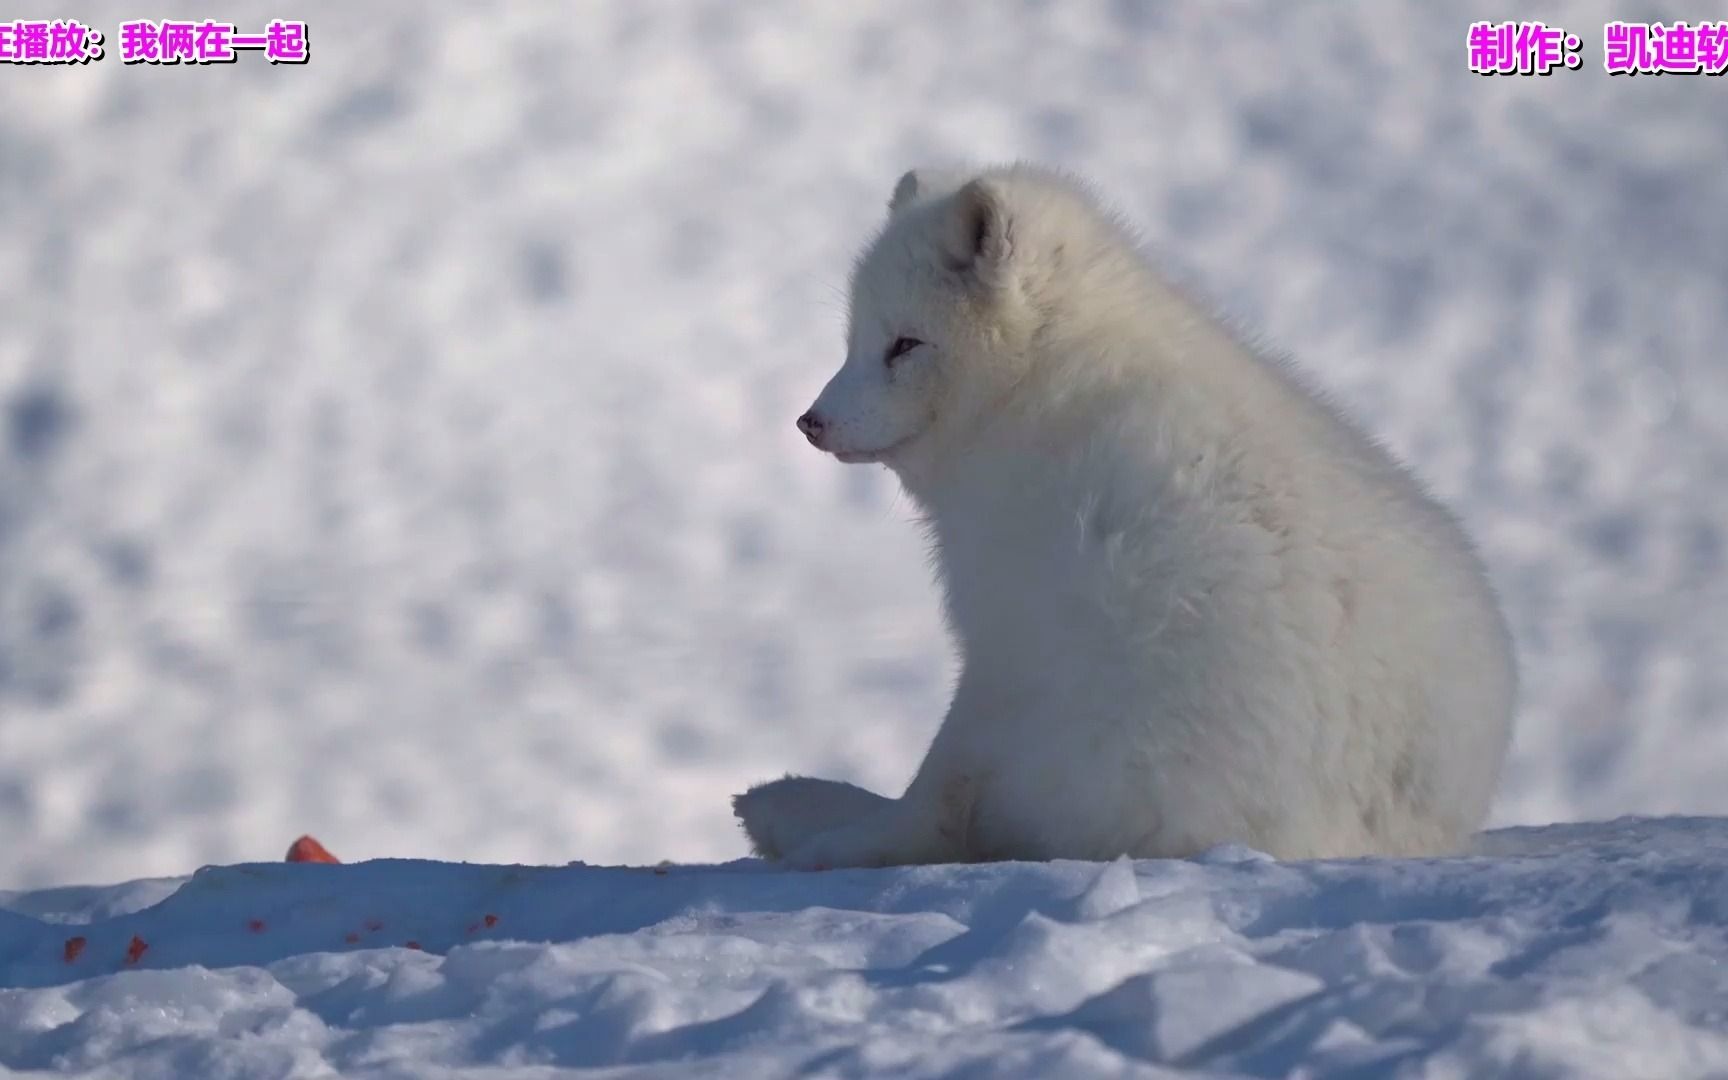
[735,165,1516,868]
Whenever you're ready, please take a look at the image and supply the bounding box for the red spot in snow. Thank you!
[124,936,149,965]
[247,919,266,933]
[63,936,86,963]
[404,940,423,951]
[344,932,361,944]
[483,913,499,928]
[285,835,341,864]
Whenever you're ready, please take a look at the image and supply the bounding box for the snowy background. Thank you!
[2,0,1726,890]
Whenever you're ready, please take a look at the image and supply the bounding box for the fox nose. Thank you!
[796,411,825,444]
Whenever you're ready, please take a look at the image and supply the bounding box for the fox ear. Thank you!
[942,178,1012,281]
[888,170,921,214]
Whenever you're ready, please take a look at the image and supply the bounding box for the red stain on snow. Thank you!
[484,913,499,928]
[247,919,267,933]
[124,936,149,965]
[285,835,341,864]
[404,940,423,951]
[63,936,86,963]
[344,932,361,944]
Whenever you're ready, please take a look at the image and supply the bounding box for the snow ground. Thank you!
[3,817,1726,1078]
[1,0,1726,953]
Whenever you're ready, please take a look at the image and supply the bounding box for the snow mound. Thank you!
[3,817,1726,1077]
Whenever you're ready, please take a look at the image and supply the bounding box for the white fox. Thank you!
[735,165,1516,869]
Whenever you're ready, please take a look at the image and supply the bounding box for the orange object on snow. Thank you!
[286,835,341,864]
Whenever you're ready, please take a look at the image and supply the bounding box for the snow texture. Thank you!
[3,818,1727,1077]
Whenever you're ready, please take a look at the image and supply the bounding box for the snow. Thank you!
[3,818,1727,1077]
[2,0,1727,1074]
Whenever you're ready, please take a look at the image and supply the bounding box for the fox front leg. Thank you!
[732,776,892,860]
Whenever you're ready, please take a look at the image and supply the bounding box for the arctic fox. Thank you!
[734,165,1516,869]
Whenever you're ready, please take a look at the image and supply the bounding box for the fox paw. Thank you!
[733,776,890,860]
[782,822,895,872]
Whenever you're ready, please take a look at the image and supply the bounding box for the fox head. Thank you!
[797,167,1067,482]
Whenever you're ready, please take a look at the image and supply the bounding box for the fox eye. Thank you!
[884,336,924,366]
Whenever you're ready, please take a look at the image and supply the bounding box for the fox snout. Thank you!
[796,410,826,446]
